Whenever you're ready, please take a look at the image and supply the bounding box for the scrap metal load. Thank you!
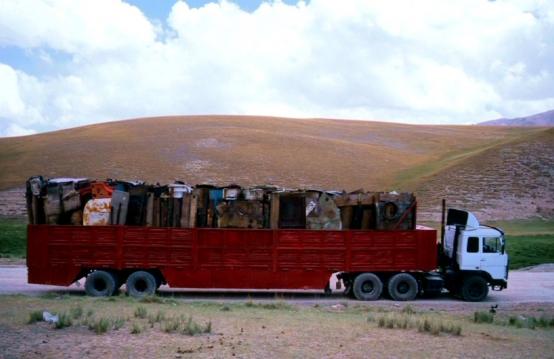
[25,176,416,231]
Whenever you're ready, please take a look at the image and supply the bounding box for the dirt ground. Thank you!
[0,295,553,359]
[0,265,553,358]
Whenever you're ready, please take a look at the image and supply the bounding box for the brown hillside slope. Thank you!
[416,128,554,221]
[0,116,549,220]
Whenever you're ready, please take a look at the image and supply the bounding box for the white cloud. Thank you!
[0,0,553,136]
[3,123,37,137]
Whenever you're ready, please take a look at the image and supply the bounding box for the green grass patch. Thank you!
[485,219,554,236]
[506,234,554,269]
[0,218,26,258]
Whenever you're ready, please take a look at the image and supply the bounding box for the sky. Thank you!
[0,0,553,137]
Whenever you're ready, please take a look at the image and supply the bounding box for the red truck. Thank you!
[27,210,508,301]
[26,177,508,301]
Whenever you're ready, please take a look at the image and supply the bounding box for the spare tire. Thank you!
[388,273,418,301]
[461,276,489,302]
[353,273,383,301]
[126,271,157,298]
[85,270,117,297]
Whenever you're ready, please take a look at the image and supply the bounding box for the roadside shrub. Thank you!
[134,306,148,319]
[474,311,494,323]
[28,310,43,324]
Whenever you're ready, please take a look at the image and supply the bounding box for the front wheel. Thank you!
[461,276,489,302]
[126,271,157,298]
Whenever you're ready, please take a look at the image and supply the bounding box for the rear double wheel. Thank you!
[352,273,383,301]
[387,273,418,301]
[126,271,157,298]
[85,270,118,297]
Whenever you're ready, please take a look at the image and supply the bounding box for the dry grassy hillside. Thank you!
[0,115,550,220]
[416,128,554,221]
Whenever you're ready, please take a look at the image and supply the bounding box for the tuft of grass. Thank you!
[28,310,43,324]
[372,312,461,336]
[474,311,494,324]
[139,295,163,304]
[242,301,293,310]
[402,305,415,315]
[161,315,212,336]
[507,315,554,329]
[134,306,148,319]
[148,310,166,326]
[112,317,126,330]
[54,312,73,329]
[131,322,143,334]
[220,305,231,312]
[70,305,83,319]
[162,317,181,333]
[88,317,110,334]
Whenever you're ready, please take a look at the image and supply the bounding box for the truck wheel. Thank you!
[85,270,117,297]
[461,276,489,302]
[126,271,157,298]
[388,273,418,301]
[352,273,383,301]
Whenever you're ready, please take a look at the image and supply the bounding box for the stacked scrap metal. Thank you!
[25,176,416,230]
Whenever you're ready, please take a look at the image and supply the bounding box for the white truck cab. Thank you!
[442,209,508,301]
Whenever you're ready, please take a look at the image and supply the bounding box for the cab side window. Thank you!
[467,237,479,253]
[483,237,500,253]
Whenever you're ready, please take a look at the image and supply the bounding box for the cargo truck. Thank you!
[27,205,508,301]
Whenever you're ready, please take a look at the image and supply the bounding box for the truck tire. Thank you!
[85,270,117,297]
[461,276,488,302]
[126,271,157,298]
[388,273,418,301]
[352,273,383,301]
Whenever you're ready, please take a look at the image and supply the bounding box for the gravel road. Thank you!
[1,265,553,307]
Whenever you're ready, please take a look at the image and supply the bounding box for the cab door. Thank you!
[457,235,482,271]
[480,236,508,280]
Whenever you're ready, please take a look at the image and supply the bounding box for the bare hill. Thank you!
[0,115,550,220]
[416,128,554,221]
[479,109,554,126]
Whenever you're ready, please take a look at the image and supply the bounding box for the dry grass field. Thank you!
[1,294,553,358]
[0,115,551,220]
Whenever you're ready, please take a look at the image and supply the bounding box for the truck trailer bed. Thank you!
[28,225,437,290]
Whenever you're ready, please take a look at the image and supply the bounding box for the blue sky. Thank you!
[0,0,553,136]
